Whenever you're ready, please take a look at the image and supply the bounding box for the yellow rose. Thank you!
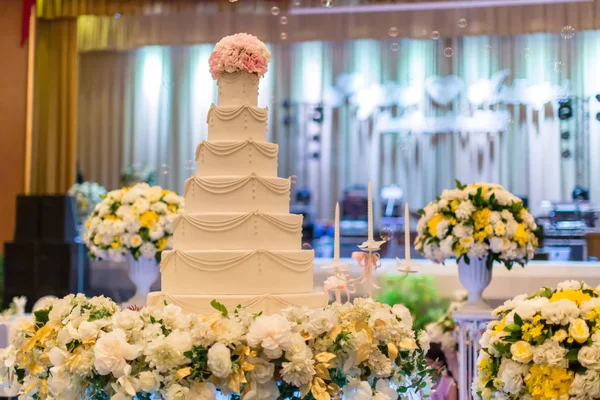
[510,340,534,363]
[93,233,103,245]
[481,388,492,400]
[494,221,505,236]
[569,318,590,343]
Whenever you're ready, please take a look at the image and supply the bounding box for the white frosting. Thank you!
[159,249,318,295]
[148,291,329,315]
[173,212,303,250]
[217,71,259,107]
[184,175,290,213]
[207,105,268,142]
[196,140,278,177]
[150,61,326,315]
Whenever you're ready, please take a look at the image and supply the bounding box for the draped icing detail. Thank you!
[161,250,313,273]
[195,140,278,160]
[174,212,302,233]
[217,71,259,85]
[184,174,290,196]
[206,104,268,123]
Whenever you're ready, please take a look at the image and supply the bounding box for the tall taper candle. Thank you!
[334,202,340,261]
[405,202,410,263]
[368,182,373,242]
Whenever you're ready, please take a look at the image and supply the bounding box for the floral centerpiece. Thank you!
[67,181,107,223]
[83,183,183,263]
[415,181,540,309]
[475,280,600,400]
[209,33,271,79]
[0,296,436,400]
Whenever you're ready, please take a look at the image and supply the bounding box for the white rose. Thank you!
[510,341,533,363]
[248,357,275,384]
[94,329,141,377]
[164,383,189,400]
[149,224,165,241]
[247,315,293,359]
[129,234,143,248]
[77,320,99,341]
[164,193,180,205]
[456,201,475,220]
[499,359,526,394]
[138,371,161,392]
[304,309,336,337]
[558,280,583,291]
[570,369,600,399]
[578,345,600,370]
[489,237,507,253]
[453,224,473,239]
[112,309,144,332]
[541,299,580,325]
[509,297,549,322]
[207,342,232,378]
[423,203,439,219]
[150,201,168,214]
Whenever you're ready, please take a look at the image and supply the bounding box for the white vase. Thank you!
[457,256,493,314]
[124,254,160,307]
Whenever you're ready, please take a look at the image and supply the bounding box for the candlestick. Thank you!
[405,202,410,264]
[368,182,373,242]
[334,202,340,262]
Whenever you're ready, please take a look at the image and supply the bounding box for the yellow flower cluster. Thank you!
[524,365,573,400]
[584,306,600,332]
[521,315,545,342]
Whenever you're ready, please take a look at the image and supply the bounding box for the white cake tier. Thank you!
[173,212,303,250]
[159,249,316,295]
[195,140,278,177]
[147,291,329,316]
[207,105,268,142]
[217,71,259,107]
[184,174,290,213]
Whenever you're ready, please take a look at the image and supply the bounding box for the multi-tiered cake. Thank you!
[147,34,328,315]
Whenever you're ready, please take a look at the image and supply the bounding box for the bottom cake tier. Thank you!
[147,291,329,315]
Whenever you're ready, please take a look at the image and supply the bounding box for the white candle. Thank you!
[334,202,340,261]
[405,202,410,263]
[367,182,373,242]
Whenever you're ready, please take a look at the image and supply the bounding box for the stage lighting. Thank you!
[558,99,573,120]
[312,106,324,124]
[561,131,570,140]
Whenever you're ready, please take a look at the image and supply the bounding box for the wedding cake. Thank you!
[147,34,328,315]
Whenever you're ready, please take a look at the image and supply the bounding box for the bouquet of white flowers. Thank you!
[1,296,437,400]
[83,183,184,262]
[475,280,600,400]
[67,181,107,222]
[415,181,540,270]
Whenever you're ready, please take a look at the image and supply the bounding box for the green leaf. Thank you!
[210,300,228,317]
[504,324,521,333]
[514,313,523,326]
[566,349,579,361]
[455,179,466,190]
[34,307,51,327]
[417,208,425,216]
[463,254,471,265]
[139,227,151,242]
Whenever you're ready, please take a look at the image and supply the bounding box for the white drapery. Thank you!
[78,33,600,220]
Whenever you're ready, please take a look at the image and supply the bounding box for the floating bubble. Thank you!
[380,226,393,242]
[280,16,288,25]
[388,27,399,37]
[443,47,454,57]
[114,13,121,18]
[431,31,440,40]
[321,0,333,7]
[522,47,531,57]
[162,78,174,88]
[280,32,288,40]
[390,42,399,52]
[457,18,468,28]
[483,44,492,53]
[560,25,575,40]
[270,6,280,15]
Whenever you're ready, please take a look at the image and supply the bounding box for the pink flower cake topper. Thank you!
[209,33,271,80]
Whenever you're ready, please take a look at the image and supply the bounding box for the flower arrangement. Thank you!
[0,296,436,400]
[415,181,540,269]
[67,181,107,221]
[120,164,157,187]
[83,183,184,262]
[425,300,463,352]
[209,33,271,80]
[475,280,600,400]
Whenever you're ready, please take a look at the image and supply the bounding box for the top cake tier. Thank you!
[217,71,259,107]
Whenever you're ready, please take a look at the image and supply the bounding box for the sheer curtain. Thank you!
[78,33,600,218]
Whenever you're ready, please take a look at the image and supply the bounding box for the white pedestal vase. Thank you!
[123,254,160,307]
[457,256,493,313]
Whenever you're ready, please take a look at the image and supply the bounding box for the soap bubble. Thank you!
[388,27,399,37]
[483,44,492,53]
[390,42,399,52]
[560,25,575,39]
[457,18,468,28]
[280,32,288,40]
[321,0,333,7]
[280,16,288,25]
[162,78,174,88]
[522,47,531,57]
[431,31,440,40]
[270,6,280,15]
[443,47,454,57]
[380,226,394,242]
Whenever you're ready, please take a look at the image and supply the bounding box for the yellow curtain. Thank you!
[31,19,78,194]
